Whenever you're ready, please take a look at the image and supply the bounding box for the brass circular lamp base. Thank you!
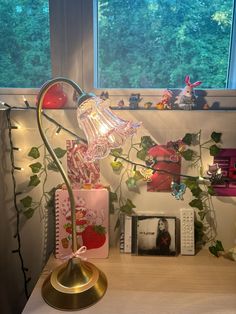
[42,257,107,311]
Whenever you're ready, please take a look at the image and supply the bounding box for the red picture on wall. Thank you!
[147,145,181,192]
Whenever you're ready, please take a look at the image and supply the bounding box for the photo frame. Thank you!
[132,215,177,256]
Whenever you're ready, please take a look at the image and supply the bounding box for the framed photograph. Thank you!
[132,215,177,256]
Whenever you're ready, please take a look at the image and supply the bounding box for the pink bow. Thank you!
[60,245,87,261]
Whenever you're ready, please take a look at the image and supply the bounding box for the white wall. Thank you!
[0,105,236,313]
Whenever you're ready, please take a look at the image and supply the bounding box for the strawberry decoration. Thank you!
[81,225,106,249]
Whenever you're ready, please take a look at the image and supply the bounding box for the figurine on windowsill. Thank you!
[156,90,173,110]
[176,75,202,110]
[129,93,142,109]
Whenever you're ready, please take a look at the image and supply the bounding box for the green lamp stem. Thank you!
[36,77,85,253]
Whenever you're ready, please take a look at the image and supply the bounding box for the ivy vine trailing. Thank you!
[19,145,66,219]
[109,130,225,255]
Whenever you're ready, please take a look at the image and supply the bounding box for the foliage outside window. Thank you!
[0,0,51,88]
[97,0,234,89]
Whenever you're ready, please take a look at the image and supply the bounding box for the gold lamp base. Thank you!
[42,257,107,311]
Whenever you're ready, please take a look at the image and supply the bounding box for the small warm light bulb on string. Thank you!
[13,147,22,151]
[55,127,62,135]
[23,96,30,108]
[14,166,24,171]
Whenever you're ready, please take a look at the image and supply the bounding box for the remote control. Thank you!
[180,208,195,255]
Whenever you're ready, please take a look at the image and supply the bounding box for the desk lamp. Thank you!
[36,77,140,310]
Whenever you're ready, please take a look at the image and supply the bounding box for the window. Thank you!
[95,0,236,89]
[0,0,51,88]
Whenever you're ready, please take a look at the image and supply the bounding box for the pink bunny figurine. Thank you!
[177,75,202,110]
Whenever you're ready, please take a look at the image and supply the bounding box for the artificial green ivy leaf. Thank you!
[109,191,118,203]
[209,245,219,257]
[29,162,42,173]
[23,207,35,219]
[110,161,123,172]
[133,170,145,181]
[207,186,216,196]
[189,198,203,210]
[28,175,40,187]
[184,178,198,190]
[111,148,123,157]
[209,240,224,257]
[47,161,59,172]
[54,147,67,159]
[182,133,193,146]
[28,147,40,159]
[140,136,156,149]
[191,186,203,198]
[209,145,221,156]
[211,132,222,143]
[120,199,136,215]
[198,211,206,220]
[126,177,137,189]
[181,149,195,161]
[215,240,224,252]
[20,196,32,208]
[137,148,148,161]
[126,198,136,209]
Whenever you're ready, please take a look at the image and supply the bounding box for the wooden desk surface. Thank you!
[23,249,236,314]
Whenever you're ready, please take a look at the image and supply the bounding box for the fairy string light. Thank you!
[5,107,31,300]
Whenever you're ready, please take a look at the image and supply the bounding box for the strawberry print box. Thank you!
[55,189,109,259]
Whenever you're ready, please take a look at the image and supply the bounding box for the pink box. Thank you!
[55,188,109,259]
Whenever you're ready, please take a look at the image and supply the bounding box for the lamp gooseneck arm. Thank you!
[36,77,84,253]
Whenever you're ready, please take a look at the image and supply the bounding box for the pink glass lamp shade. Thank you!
[77,97,141,162]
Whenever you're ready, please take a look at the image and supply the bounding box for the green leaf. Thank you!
[182,133,199,146]
[28,175,40,187]
[191,186,203,198]
[140,136,156,149]
[209,145,221,156]
[207,186,216,196]
[20,196,32,208]
[119,199,136,215]
[209,245,219,257]
[133,170,144,181]
[189,198,203,210]
[23,207,35,219]
[109,191,118,202]
[211,132,222,143]
[29,162,42,173]
[184,178,198,190]
[28,147,40,159]
[47,161,59,172]
[209,240,224,257]
[126,198,136,209]
[182,133,193,146]
[215,240,224,252]
[54,147,67,159]
[126,177,137,189]
[111,148,123,157]
[198,211,206,220]
[181,149,195,161]
[137,148,148,161]
[110,161,123,172]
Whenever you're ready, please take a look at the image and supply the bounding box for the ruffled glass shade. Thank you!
[77,97,141,161]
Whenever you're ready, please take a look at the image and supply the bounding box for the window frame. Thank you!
[0,0,236,100]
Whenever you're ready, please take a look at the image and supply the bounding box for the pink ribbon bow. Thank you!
[60,246,87,261]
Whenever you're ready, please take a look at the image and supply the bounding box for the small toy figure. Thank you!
[128,93,142,109]
[156,90,173,110]
[176,75,202,110]
[100,91,109,100]
[144,101,153,109]
[117,99,125,108]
